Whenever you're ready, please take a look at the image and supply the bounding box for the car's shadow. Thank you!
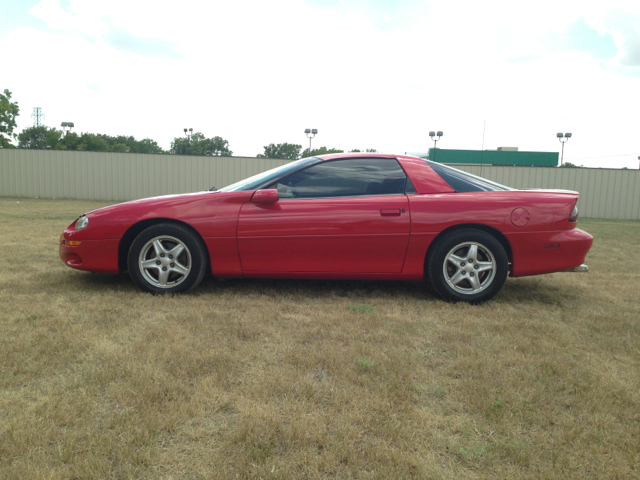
[494,276,588,306]
[199,276,432,300]
[70,272,138,292]
[67,272,586,306]
[66,271,432,300]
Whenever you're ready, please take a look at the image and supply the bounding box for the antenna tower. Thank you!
[31,107,45,127]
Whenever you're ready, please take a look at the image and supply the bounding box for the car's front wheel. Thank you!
[127,223,208,294]
[427,229,508,304]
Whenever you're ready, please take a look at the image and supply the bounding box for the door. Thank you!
[237,158,411,273]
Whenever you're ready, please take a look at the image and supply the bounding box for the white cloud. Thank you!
[30,0,108,39]
[1,0,638,168]
[583,1,640,67]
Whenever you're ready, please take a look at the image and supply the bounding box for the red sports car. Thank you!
[59,154,592,303]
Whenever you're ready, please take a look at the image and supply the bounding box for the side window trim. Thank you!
[273,192,409,201]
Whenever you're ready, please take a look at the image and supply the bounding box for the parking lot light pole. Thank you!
[429,130,443,162]
[304,128,317,157]
[61,122,74,150]
[184,128,193,154]
[557,132,572,166]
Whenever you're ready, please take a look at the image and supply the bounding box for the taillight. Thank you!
[569,204,578,222]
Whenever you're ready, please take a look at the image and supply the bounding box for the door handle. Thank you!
[380,209,402,216]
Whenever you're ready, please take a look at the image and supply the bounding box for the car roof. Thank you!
[317,153,422,162]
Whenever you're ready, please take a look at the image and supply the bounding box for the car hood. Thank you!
[66,190,253,240]
[84,190,217,215]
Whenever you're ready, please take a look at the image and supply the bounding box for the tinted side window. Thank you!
[426,160,513,192]
[405,177,417,194]
[271,158,407,199]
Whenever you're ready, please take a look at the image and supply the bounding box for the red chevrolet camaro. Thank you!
[59,153,593,303]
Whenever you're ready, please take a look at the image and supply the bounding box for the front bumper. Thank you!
[59,234,120,273]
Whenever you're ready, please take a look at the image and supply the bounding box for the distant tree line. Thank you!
[0,90,233,156]
[171,133,232,156]
[17,126,166,153]
[13,127,374,160]
[2,88,381,159]
[256,143,377,160]
[14,125,233,156]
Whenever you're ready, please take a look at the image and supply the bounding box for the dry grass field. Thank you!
[0,197,639,479]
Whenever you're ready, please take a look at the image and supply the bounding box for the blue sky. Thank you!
[1,0,639,168]
[0,0,41,34]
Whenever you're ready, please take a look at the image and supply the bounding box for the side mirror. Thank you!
[251,189,279,204]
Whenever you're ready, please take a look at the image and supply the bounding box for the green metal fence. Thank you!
[429,148,558,166]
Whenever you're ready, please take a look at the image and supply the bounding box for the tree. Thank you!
[560,162,583,168]
[111,143,130,153]
[46,128,64,148]
[171,136,189,155]
[97,134,165,154]
[18,126,68,150]
[302,146,344,157]
[59,131,81,150]
[18,126,47,149]
[0,89,20,148]
[77,133,111,152]
[170,132,232,156]
[202,135,232,156]
[257,143,302,160]
[135,138,165,154]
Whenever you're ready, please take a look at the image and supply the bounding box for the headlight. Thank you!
[75,216,89,230]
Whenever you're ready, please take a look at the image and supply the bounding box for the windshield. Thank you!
[424,159,514,192]
[218,157,321,192]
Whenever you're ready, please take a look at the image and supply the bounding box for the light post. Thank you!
[304,128,317,157]
[184,127,193,154]
[556,132,572,166]
[429,130,443,162]
[61,122,74,150]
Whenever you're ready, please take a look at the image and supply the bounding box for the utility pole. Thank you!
[31,107,44,127]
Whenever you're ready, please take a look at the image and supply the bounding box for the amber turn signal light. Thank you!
[65,240,82,246]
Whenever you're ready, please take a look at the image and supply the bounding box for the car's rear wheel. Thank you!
[427,229,508,304]
[128,223,208,294]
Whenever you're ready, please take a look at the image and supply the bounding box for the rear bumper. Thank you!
[562,264,588,273]
[506,228,593,277]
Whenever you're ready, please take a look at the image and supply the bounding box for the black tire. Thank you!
[127,223,208,294]
[426,229,508,304]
